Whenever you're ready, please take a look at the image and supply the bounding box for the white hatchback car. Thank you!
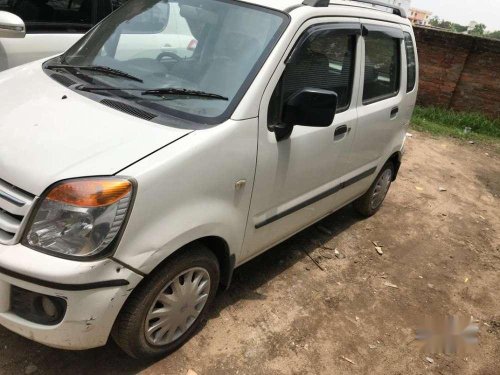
[0,0,418,359]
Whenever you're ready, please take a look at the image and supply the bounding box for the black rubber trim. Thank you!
[287,22,361,64]
[255,167,377,229]
[0,265,129,291]
[392,158,402,181]
[111,257,147,278]
[342,167,377,188]
[222,254,236,291]
[362,24,404,39]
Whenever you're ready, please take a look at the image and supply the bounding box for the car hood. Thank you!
[0,62,192,195]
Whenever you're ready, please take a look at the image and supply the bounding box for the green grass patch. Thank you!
[411,106,500,141]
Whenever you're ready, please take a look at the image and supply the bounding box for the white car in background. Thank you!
[0,0,195,70]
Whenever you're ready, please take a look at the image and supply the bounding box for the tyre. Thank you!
[354,162,395,218]
[112,243,220,359]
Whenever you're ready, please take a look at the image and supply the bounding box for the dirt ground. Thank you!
[1,131,499,375]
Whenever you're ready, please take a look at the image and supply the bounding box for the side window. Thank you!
[2,0,96,33]
[404,32,416,92]
[269,27,357,124]
[362,31,401,104]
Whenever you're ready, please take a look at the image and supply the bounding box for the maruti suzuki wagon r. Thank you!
[0,0,418,359]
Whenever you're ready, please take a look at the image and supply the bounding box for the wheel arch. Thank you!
[387,151,402,181]
[146,236,235,291]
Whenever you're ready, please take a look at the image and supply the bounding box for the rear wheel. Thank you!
[354,162,394,217]
[112,243,220,359]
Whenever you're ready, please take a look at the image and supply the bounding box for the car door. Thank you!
[0,0,119,71]
[241,18,362,261]
[345,20,405,198]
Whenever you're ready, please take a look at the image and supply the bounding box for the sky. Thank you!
[412,0,500,31]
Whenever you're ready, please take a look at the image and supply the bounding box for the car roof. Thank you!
[244,0,411,26]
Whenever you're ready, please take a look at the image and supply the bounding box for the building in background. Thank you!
[409,8,432,26]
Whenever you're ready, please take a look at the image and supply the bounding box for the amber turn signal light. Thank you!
[47,178,132,207]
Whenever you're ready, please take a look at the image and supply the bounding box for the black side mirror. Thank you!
[283,88,338,127]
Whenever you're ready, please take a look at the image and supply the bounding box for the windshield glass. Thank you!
[60,0,287,124]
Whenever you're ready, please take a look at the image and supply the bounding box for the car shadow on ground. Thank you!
[0,206,362,374]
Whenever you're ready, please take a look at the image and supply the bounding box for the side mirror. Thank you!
[283,88,338,127]
[0,11,26,39]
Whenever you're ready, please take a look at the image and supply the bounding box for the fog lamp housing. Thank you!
[10,286,67,326]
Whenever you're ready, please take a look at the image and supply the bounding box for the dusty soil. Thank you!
[1,132,499,375]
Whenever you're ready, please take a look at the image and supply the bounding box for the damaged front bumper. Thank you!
[0,243,143,350]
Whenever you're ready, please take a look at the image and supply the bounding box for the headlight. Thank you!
[24,178,134,258]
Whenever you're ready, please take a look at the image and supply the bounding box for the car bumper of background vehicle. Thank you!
[0,244,143,350]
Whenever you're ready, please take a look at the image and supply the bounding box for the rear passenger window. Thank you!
[363,32,401,104]
[269,27,357,124]
[404,32,416,92]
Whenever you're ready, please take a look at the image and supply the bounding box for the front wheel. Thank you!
[112,244,220,359]
[354,162,394,217]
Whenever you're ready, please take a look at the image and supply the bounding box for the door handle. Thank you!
[334,125,349,141]
[390,107,399,119]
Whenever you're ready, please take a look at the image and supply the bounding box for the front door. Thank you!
[241,18,362,261]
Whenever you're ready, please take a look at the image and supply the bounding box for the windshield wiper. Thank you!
[142,88,228,101]
[46,64,143,83]
[77,85,228,101]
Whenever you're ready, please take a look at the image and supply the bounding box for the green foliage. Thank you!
[411,106,500,141]
[453,24,468,33]
[428,16,467,33]
[427,17,496,37]
[486,30,500,39]
[469,23,487,36]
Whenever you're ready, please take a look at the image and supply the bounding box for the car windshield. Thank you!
[59,0,287,124]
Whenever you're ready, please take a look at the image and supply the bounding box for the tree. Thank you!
[428,16,467,33]
[429,16,441,27]
[486,30,500,39]
[451,23,468,33]
[469,23,487,36]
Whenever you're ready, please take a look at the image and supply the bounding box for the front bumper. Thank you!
[0,243,143,350]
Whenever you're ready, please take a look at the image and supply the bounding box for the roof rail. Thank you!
[302,0,407,18]
[302,0,329,7]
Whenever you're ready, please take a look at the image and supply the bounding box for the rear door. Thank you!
[345,20,405,198]
[241,18,362,261]
[400,25,419,130]
[0,0,120,70]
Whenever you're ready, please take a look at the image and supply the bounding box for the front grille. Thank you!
[0,179,36,245]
